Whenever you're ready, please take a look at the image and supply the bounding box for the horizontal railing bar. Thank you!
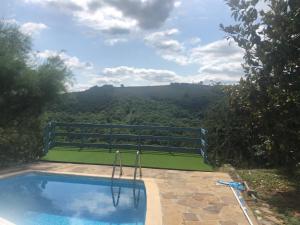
[54,132,201,142]
[53,142,201,152]
[54,142,110,149]
[53,122,203,132]
[140,145,199,152]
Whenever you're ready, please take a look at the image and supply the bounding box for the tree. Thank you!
[0,20,71,166]
[210,0,300,169]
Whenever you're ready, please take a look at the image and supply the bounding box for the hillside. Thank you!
[45,83,225,128]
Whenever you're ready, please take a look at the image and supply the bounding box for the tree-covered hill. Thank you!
[45,83,225,127]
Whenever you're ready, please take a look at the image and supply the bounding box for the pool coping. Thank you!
[0,169,162,225]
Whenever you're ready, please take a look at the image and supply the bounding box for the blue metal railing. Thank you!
[44,121,207,160]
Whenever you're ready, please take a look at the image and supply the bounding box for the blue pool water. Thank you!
[0,172,146,225]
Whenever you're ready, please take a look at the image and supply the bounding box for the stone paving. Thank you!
[0,162,258,225]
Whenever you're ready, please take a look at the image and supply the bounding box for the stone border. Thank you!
[0,170,162,225]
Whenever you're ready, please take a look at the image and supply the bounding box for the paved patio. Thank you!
[0,162,257,225]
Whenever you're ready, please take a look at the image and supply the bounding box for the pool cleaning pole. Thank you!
[231,187,254,225]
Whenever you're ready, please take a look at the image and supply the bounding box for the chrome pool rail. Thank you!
[133,151,142,208]
[133,151,142,181]
[111,150,123,180]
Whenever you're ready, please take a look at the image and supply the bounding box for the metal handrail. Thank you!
[132,151,142,208]
[133,151,142,181]
[111,150,123,180]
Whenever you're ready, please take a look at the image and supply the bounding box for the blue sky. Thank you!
[2,0,245,91]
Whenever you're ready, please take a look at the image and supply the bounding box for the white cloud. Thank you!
[188,37,201,45]
[75,6,137,35]
[190,39,244,81]
[103,66,179,81]
[34,38,243,91]
[30,40,243,90]
[105,0,176,30]
[34,50,93,70]
[23,0,177,36]
[96,66,183,86]
[29,49,240,91]
[2,19,48,36]
[70,192,117,217]
[144,29,189,65]
[2,18,18,24]
[145,28,244,82]
[17,1,245,86]
[104,38,128,46]
[31,49,98,91]
[20,22,48,36]
[174,1,182,8]
[89,65,239,88]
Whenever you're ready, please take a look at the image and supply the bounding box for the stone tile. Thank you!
[220,220,238,225]
[178,198,203,208]
[183,213,199,221]
[163,207,183,225]
[183,221,203,225]
[203,204,225,214]
[193,220,220,225]
[220,196,237,205]
[162,192,178,199]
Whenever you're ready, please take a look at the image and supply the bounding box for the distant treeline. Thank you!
[45,84,224,128]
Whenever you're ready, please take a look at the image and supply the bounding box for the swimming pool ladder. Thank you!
[133,151,142,181]
[111,150,123,180]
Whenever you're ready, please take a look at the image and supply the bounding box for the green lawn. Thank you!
[42,147,213,171]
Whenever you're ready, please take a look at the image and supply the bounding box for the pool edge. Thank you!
[144,178,163,225]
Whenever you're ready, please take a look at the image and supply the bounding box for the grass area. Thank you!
[238,169,300,225]
[42,147,213,171]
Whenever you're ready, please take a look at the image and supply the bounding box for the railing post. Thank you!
[167,127,171,154]
[109,125,112,152]
[49,121,54,149]
[43,122,50,153]
[80,125,83,150]
[44,121,55,153]
[137,129,141,153]
[200,128,208,163]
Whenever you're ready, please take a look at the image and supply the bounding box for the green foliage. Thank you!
[238,169,300,224]
[0,120,43,165]
[0,20,71,166]
[206,0,300,169]
[44,84,224,131]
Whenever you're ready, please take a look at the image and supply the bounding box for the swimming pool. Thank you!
[0,172,146,225]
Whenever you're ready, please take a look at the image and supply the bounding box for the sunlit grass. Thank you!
[42,147,213,171]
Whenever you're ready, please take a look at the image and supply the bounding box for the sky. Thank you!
[1,0,246,91]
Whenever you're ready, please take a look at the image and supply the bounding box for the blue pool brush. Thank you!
[217,180,245,191]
